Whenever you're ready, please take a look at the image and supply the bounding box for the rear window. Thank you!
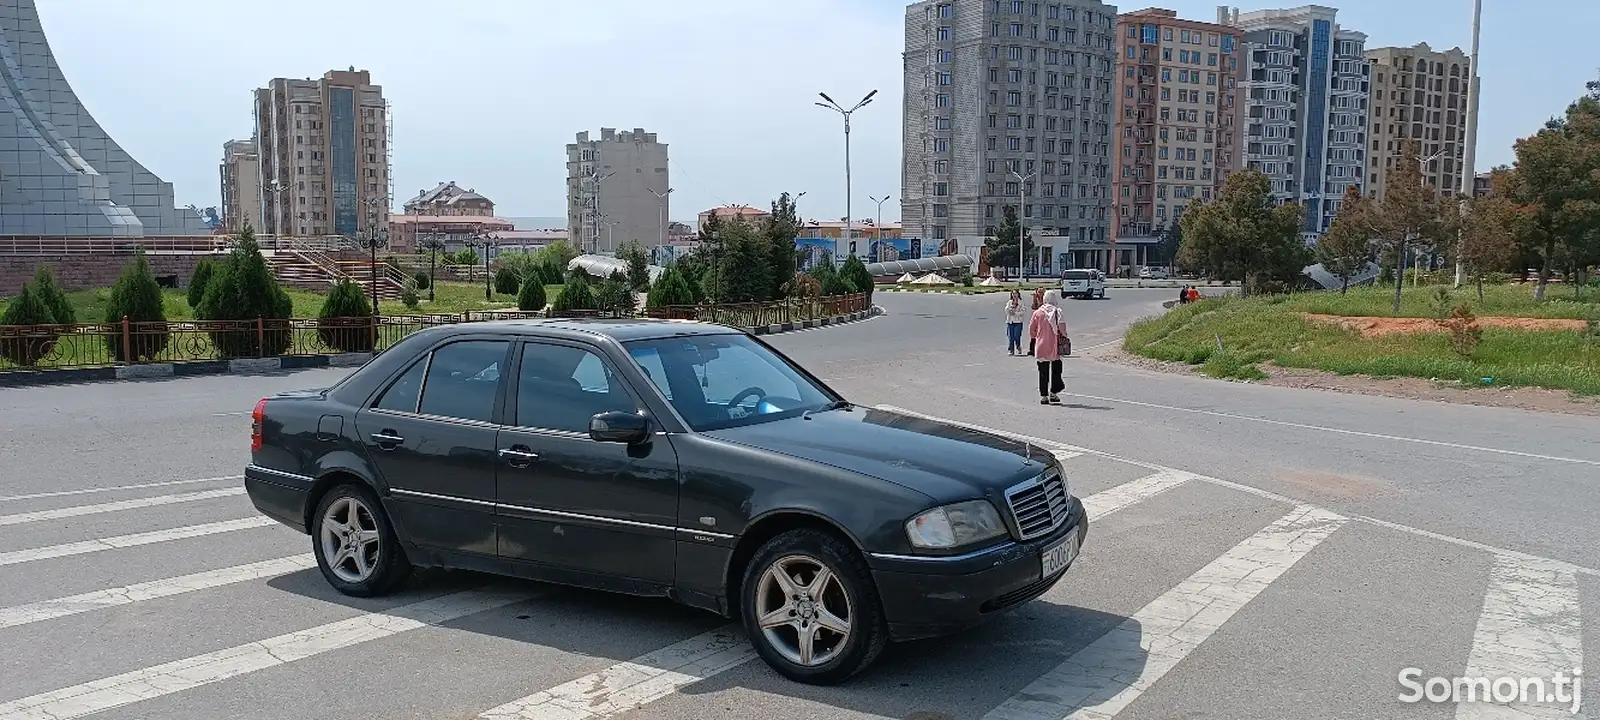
[1062,270,1095,279]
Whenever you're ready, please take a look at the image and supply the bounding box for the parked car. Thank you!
[1139,266,1170,280]
[244,319,1088,685]
[1061,268,1106,299]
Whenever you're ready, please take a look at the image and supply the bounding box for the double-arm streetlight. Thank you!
[418,231,444,302]
[868,195,892,241]
[1453,0,1483,289]
[358,196,391,313]
[815,90,877,255]
[1010,166,1037,283]
[465,229,498,301]
[648,187,674,248]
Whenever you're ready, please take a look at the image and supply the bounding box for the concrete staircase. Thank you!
[265,240,407,302]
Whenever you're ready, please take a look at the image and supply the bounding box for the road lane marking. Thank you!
[473,472,1182,718]
[0,476,241,503]
[0,488,244,527]
[875,404,1600,579]
[0,554,316,629]
[1454,557,1584,719]
[0,586,536,720]
[0,517,279,567]
[1054,391,1600,468]
[983,505,1347,720]
[477,627,754,719]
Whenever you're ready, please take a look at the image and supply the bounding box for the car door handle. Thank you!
[370,431,405,448]
[498,447,539,467]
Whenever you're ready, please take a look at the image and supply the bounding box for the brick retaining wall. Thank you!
[1,255,206,296]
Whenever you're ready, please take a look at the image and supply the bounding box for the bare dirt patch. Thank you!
[1303,313,1587,338]
[1093,346,1600,417]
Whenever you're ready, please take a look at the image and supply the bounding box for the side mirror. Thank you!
[589,411,650,444]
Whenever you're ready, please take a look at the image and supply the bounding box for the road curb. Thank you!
[750,306,883,336]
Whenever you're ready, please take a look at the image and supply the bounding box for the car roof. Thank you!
[447,317,746,343]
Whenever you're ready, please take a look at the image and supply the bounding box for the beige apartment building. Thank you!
[218,139,261,233]
[1366,42,1471,201]
[253,68,392,238]
[1111,7,1246,257]
[566,128,670,253]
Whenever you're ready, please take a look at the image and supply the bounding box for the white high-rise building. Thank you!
[1220,4,1370,239]
[566,128,670,253]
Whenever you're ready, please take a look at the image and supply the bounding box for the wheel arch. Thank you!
[723,509,867,616]
[303,468,378,532]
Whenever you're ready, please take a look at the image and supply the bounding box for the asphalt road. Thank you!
[0,288,1594,719]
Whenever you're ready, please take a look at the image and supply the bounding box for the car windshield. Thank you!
[623,333,837,431]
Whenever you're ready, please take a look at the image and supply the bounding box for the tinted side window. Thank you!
[516,343,637,432]
[418,341,508,423]
[373,358,426,413]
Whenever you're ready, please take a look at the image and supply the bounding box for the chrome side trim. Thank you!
[868,541,1015,563]
[388,488,735,538]
[246,465,314,483]
[390,487,497,509]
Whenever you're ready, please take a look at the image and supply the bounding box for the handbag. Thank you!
[1057,333,1072,356]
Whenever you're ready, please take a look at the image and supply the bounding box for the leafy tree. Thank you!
[517,275,547,312]
[807,260,855,296]
[493,265,520,295]
[104,250,170,361]
[702,220,772,303]
[647,265,697,308]
[400,279,420,310]
[0,285,57,366]
[1155,214,1184,267]
[1500,86,1600,300]
[316,278,374,353]
[595,270,635,316]
[1450,173,1524,301]
[984,205,1034,271]
[762,193,802,299]
[840,254,874,298]
[411,271,430,291]
[1369,140,1452,312]
[188,259,215,308]
[198,229,294,358]
[1315,187,1377,294]
[31,266,75,326]
[551,271,597,313]
[1177,169,1308,296]
[617,240,652,291]
[535,240,580,273]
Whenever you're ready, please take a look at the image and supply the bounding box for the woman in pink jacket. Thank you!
[1029,289,1070,404]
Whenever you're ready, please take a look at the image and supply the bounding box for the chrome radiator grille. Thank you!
[1005,471,1070,540]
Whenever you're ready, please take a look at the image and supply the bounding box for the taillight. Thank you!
[250,398,267,452]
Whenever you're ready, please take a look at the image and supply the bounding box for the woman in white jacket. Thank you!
[1003,289,1028,355]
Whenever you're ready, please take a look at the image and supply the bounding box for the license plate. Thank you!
[1040,532,1079,577]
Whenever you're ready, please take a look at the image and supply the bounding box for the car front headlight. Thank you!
[905,500,1007,550]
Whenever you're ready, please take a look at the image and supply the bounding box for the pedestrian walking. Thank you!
[1030,289,1070,404]
[1004,290,1027,355]
[1026,287,1045,356]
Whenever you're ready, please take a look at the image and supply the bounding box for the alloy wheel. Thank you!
[755,554,854,667]
[319,496,382,583]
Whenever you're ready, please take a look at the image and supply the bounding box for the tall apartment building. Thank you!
[1365,43,1472,202]
[253,68,392,238]
[1223,5,1370,238]
[218,139,262,233]
[566,128,670,253]
[903,0,1119,271]
[1111,8,1247,255]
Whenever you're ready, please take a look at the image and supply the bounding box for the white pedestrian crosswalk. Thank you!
[0,416,1590,720]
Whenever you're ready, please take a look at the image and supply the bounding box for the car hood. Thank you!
[703,406,1053,503]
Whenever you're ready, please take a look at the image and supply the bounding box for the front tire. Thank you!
[739,528,888,685]
[311,483,411,597]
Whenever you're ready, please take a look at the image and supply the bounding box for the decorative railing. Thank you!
[0,292,873,373]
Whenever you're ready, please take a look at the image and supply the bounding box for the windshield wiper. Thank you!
[802,400,852,420]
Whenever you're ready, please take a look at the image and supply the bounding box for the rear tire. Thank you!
[311,483,412,597]
[739,528,889,685]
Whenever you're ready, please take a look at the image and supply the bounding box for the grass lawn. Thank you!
[0,280,551,321]
[1123,283,1600,395]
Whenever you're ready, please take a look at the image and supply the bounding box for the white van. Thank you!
[1061,269,1106,299]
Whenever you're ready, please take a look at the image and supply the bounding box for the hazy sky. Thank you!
[36,0,1598,224]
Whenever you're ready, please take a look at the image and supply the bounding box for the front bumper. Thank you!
[867,496,1087,642]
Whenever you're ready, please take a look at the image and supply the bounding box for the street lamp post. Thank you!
[1414,149,1447,286]
[1454,0,1483,288]
[648,187,674,248]
[815,90,878,258]
[1010,166,1037,283]
[792,191,808,274]
[869,195,891,241]
[419,231,444,303]
[590,170,616,255]
[359,196,390,314]
[466,231,498,301]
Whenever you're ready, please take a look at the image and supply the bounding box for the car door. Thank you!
[494,338,680,589]
[356,338,511,558]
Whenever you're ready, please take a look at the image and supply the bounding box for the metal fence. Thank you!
[0,292,871,373]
